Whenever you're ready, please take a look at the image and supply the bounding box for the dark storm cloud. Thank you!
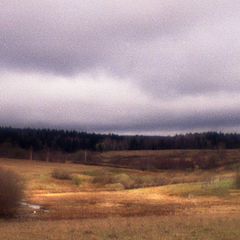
[1,0,240,134]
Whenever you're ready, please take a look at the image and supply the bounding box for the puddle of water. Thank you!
[21,201,41,210]
[21,201,50,215]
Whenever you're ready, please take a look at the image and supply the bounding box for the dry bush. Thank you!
[105,183,125,191]
[92,174,115,185]
[235,171,240,189]
[113,174,135,189]
[92,173,135,189]
[93,172,169,190]
[72,175,82,186]
[0,168,24,217]
[133,175,168,188]
[51,169,71,180]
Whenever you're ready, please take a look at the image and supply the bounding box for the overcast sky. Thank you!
[1,0,240,135]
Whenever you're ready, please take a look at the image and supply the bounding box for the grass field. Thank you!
[0,152,240,239]
[1,215,240,240]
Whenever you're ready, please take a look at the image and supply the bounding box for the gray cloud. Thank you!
[0,0,240,134]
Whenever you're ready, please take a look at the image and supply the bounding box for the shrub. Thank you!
[235,171,240,189]
[92,174,115,185]
[51,169,71,180]
[92,172,169,190]
[132,175,168,188]
[132,175,150,188]
[92,173,134,189]
[113,174,135,189]
[0,168,24,217]
[105,183,125,191]
[72,175,82,186]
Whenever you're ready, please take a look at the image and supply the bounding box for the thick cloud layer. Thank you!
[0,1,240,134]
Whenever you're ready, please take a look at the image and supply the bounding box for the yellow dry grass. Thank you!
[0,157,240,239]
[1,215,240,240]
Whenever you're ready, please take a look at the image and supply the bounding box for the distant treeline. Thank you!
[0,127,240,153]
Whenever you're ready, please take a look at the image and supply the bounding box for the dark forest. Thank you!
[1,127,240,153]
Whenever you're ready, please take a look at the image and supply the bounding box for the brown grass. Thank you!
[1,214,240,240]
[0,155,240,239]
[0,158,238,220]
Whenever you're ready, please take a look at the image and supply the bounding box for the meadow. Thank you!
[0,150,240,239]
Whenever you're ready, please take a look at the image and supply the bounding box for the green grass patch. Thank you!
[165,178,235,197]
